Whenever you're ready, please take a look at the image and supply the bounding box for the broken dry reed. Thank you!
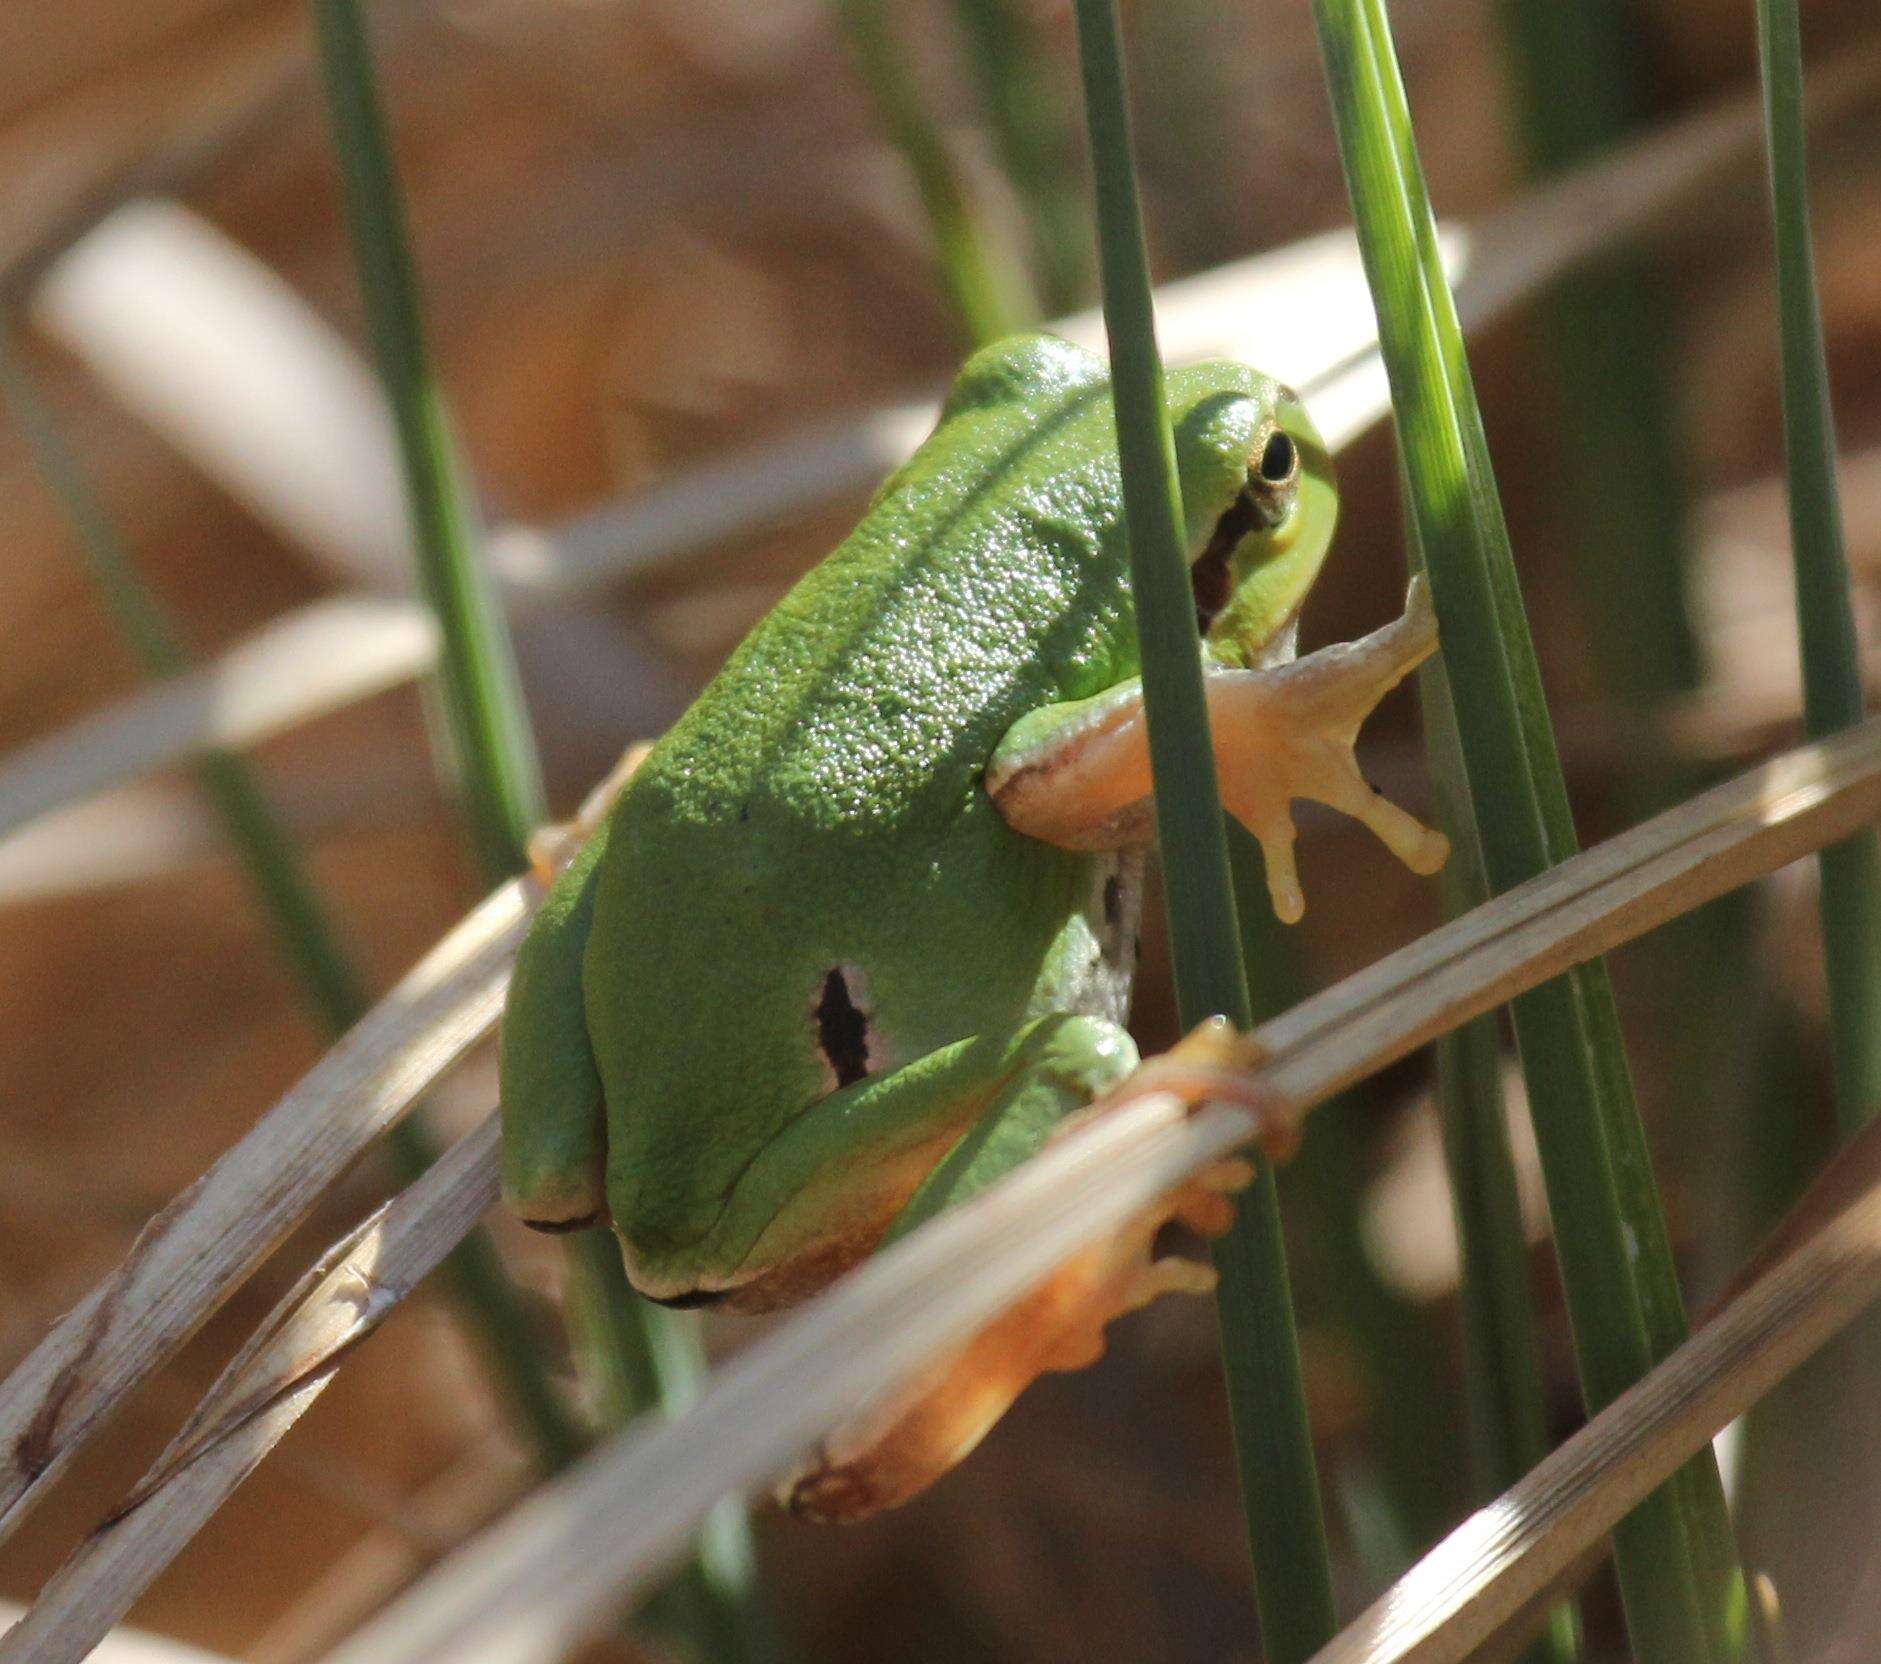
[0,878,531,1544]
[9,712,1881,1664]
[0,1120,500,1664]
[321,1119,1881,1664]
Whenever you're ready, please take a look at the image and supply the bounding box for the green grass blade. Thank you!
[1235,876,1464,1567]
[564,1229,784,1664]
[311,0,543,877]
[1069,4,1336,1656]
[1755,0,1881,1134]
[943,0,1089,313]
[1306,3,1751,1660]
[308,6,774,1655]
[0,325,585,1472]
[833,0,1023,345]
[1412,518,1582,1664]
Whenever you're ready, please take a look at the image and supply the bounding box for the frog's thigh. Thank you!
[719,1015,1138,1311]
[499,829,611,1230]
[987,579,1449,924]
[779,1019,1257,1523]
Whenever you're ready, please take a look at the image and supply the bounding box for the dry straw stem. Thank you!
[8,714,1881,1662]
[6,54,1855,857]
[0,1120,498,1664]
[0,594,437,842]
[1312,1114,1881,1664]
[0,879,530,1545]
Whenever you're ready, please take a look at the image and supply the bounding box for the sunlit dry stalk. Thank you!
[7,715,1881,1663]
[0,879,530,1544]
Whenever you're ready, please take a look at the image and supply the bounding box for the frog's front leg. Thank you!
[776,1019,1262,1523]
[987,577,1450,923]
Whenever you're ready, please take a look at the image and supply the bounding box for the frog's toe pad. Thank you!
[776,1156,1254,1523]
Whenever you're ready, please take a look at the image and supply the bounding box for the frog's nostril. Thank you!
[816,966,873,1089]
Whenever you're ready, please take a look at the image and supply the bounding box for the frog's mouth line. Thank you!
[1190,489,1262,634]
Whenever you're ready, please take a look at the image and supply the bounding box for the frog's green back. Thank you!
[587,334,1278,1270]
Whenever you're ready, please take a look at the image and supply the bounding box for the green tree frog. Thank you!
[499,333,1446,1520]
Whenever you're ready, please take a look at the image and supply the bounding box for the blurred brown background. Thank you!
[3,1,1880,1660]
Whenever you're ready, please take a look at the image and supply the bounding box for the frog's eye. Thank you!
[815,965,876,1091]
[1191,428,1298,631]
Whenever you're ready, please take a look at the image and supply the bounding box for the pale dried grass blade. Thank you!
[516,53,1862,592]
[33,201,412,590]
[321,1092,1247,1664]
[489,224,1462,596]
[0,595,437,843]
[0,1603,235,1664]
[293,717,1881,1664]
[1309,1129,1881,1664]
[0,879,529,1544]
[0,1120,500,1664]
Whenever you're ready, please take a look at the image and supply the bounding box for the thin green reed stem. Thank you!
[1235,874,1462,1565]
[1410,515,1581,1664]
[1755,0,1881,1134]
[943,0,1089,313]
[0,327,582,1472]
[309,5,771,1655]
[311,0,541,877]
[834,0,1021,346]
[1307,4,1750,1661]
[1070,5,1336,1657]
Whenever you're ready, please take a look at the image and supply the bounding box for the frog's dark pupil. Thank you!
[816,968,872,1088]
[1259,430,1297,483]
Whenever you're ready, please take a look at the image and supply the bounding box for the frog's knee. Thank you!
[1021,1013,1139,1097]
[500,835,610,1230]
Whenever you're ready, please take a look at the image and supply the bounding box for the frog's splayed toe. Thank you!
[988,578,1450,924]
[776,1146,1254,1524]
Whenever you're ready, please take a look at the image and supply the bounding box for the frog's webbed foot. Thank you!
[778,1021,1275,1523]
[987,578,1450,923]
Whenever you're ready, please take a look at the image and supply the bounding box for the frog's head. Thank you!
[1167,365,1338,670]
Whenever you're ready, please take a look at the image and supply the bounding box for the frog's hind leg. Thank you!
[779,1020,1262,1523]
[987,578,1449,923]
[500,826,612,1231]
